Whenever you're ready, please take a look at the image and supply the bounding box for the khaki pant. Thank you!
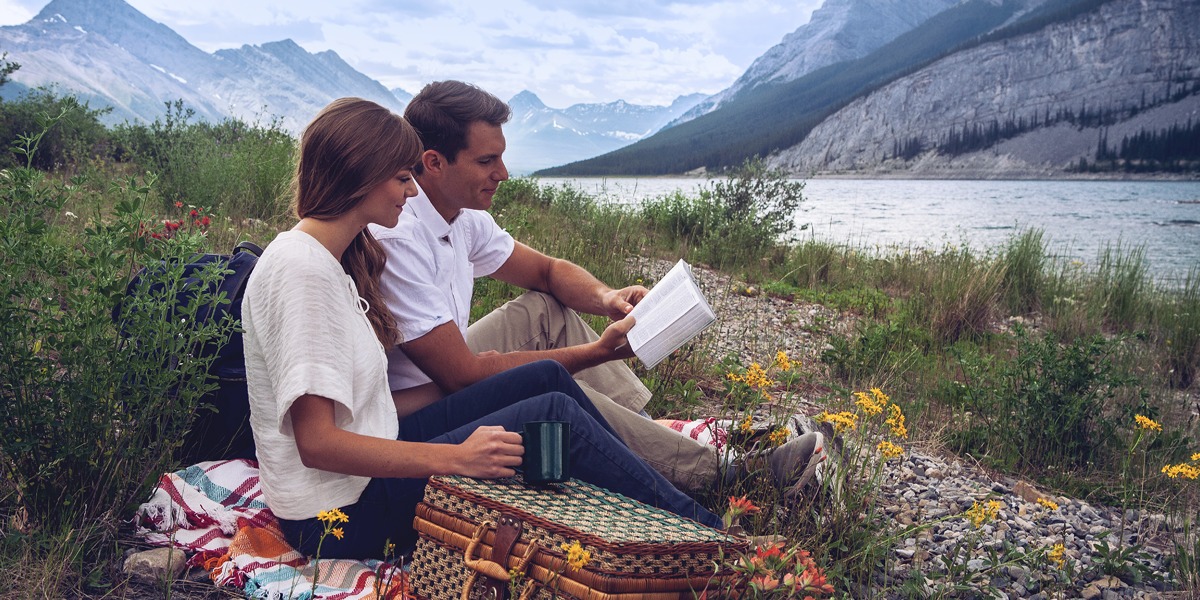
[466,292,719,492]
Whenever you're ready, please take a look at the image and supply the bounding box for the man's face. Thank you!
[441,121,509,213]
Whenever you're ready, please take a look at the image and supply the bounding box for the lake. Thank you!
[539,177,1200,287]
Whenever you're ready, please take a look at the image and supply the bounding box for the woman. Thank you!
[242,97,720,559]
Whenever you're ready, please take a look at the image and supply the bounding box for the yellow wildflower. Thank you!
[317,508,350,524]
[964,500,1002,528]
[1134,414,1162,432]
[816,411,858,434]
[1163,463,1200,479]
[739,415,754,434]
[886,404,908,439]
[560,541,592,571]
[1191,452,1200,463]
[1047,543,1066,569]
[742,363,774,390]
[1036,497,1059,511]
[726,372,742,383]
[877,440,904,460]
[330,527,344,540]
[768,427,790,447]
[773,351,794,371]
[854,391,885,417]
[870,387,890,406]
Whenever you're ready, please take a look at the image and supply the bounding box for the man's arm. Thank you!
[400,313,636,393]
[490,242,649,321]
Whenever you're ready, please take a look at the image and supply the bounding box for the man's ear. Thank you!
[420,149,444,175]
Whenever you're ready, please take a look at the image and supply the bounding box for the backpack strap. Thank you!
[217,241,261,303]
[233,240,264,257]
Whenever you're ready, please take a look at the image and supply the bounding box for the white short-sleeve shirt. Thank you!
[242,230,399,520]
[371,188,514,391]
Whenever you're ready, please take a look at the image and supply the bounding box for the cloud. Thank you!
[2,0,817,108]
[0,0,37,24]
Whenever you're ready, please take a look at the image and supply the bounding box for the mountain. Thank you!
[542,0,1198,177]
[770,0,1200,177]
[0,0,702,172]
[0,0,407,132]
[503,91,706,174]
[674,0,961,125]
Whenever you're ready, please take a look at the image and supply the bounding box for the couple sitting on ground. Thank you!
[243,80,827,560]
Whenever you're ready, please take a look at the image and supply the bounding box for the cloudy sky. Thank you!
[0,0,822,108]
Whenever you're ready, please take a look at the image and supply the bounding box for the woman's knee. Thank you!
[525,359,574,388]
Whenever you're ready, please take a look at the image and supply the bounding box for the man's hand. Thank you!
[456,426,524,478]
[596,313,637,360]
[601,285,649,320]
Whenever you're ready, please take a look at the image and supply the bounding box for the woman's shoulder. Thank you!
[251,231,345,290]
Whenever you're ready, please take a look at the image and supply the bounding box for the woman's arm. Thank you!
[289,394,523,479]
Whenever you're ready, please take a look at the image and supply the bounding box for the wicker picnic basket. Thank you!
[409,475,748,600]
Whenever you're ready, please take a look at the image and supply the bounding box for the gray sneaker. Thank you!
[767,431,827,501]
[725,431,827,500]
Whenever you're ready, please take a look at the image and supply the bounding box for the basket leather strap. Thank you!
[462,516,539,600]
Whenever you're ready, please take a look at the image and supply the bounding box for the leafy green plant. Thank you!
[113,100,294,218]
[0,120,235,593]
[0,87,111,170]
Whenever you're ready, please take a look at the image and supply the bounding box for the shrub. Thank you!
[0,124,234,592]
[947,326,1140,473]
[113,100,294,218]
[0,87,111,171]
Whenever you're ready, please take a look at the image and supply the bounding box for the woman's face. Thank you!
[360,169,418,228]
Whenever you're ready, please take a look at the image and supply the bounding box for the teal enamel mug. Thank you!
[522,421,571,484]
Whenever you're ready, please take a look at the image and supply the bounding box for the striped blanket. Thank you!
[134,459,408,600]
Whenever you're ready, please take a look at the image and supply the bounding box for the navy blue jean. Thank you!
[278,361,722,558]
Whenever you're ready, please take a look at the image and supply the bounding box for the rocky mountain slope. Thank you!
[675,0,961,125]
[769,0,1200,177]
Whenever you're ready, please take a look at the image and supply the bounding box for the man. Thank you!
[374,80,823,495]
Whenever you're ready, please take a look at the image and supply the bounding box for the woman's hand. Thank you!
[456,426,524,478]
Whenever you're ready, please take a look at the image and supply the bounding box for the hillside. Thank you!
[541,0,1198,177]
[772,0,1200,177]
[674,0,961,125]
[539,0,1036,175]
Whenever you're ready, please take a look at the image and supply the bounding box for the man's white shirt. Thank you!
[370,187,514,391]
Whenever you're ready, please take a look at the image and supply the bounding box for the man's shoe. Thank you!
[766,431,827,501]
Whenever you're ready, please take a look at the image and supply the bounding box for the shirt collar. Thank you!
[410,184,455,238]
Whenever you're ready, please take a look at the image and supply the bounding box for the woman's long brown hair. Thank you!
[294,97,421,347]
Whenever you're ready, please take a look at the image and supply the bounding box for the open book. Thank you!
[626,260,716,369]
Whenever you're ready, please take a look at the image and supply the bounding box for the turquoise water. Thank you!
[540,177,1200,286]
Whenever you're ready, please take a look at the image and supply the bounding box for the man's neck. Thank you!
[417,178,460,224]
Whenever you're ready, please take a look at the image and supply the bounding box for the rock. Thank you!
[124,547,187,581]
[1014,480,1044,504]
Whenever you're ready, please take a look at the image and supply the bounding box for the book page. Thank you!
[626,260,715,368]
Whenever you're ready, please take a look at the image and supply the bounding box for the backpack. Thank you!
[118,240,262,463]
